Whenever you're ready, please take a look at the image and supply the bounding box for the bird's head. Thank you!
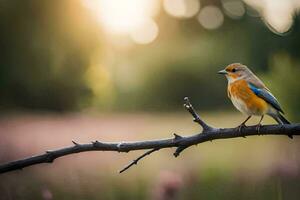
[218,63,250,82]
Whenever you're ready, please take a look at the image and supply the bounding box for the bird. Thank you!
[218,63,292,138]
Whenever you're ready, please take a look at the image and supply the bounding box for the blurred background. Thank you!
[0,0,300,199]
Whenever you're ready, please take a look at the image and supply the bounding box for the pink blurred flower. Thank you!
[152,170,184,200]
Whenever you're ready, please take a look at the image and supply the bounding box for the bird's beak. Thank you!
[218,69,227,75]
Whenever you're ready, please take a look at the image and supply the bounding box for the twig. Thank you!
[0,97,299,174]
[183,97,215,131]
[119,148,160,173]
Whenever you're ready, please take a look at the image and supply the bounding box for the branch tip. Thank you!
[183,97,214,131]
[173,151,180,157]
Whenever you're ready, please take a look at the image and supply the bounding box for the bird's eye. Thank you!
[232,68,236,72]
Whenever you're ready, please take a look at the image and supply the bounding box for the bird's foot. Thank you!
[256,123,262,135]
[236,123,247,138]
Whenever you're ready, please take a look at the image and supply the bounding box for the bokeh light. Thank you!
[197,6,224,30]
[130,18,159,44]
[222,0,245,19]
[263,0,294,34]
[163,0,200,18]
[243,0,300,34]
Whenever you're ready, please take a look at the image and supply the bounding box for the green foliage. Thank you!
[0,0,100,111]
[264,53,300,121]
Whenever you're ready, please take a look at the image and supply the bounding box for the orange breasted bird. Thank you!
[218,63,292,138]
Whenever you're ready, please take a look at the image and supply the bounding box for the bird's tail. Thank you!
[271,113,293,139]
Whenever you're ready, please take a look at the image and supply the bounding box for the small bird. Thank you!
[218,63,292,138]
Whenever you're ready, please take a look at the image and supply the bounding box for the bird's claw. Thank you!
[236,124,247,137]
[256,123,261,134]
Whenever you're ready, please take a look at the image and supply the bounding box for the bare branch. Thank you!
[0,97,299,174]
[183,97,215,131]
[119,148,160,173]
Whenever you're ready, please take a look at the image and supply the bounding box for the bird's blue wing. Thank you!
[248,83,284,113]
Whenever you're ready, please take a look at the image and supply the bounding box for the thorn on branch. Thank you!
[173,133,183,140]
[72,140,80,146]
[92,140,101,147]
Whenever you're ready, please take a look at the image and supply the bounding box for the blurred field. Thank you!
[0,112,299,200]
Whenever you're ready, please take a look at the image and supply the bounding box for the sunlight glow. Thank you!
[82,0,160,44]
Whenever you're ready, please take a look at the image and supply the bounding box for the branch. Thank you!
[119,148,160,173]
[0,97,299,174]
[183,97,215,131]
